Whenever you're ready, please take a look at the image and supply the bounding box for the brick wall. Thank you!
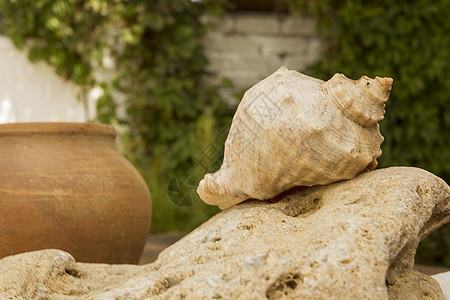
[204,13,324,93]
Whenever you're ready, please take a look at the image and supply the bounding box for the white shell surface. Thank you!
[198,66,393,209]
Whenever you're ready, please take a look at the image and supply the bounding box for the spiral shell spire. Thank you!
[322,74,393,127]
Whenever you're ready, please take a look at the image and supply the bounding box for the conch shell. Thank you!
[198,66,393,209]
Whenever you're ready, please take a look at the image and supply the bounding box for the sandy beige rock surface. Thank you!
[0,167,449,299]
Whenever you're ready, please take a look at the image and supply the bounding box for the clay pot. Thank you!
[0,122,152,264]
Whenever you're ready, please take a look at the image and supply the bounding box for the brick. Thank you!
[220,70,261,89]
[304,37,324,56]
[203,33,259,54]
[234,13,279,35]
[204,69,258,92]
[252,35,309,56]
[261,55,283,72]
[206,52,267,74]
[280,16,317,36]
[212,15,235,33]
[282,54,317,71]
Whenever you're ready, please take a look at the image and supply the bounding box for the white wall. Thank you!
[0,36,86,124]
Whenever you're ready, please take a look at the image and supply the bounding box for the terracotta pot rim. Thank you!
[0,122,116,137]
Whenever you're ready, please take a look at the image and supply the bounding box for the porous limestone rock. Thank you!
[0,167,449,299]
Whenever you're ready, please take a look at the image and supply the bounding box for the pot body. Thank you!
[0,122,152,264]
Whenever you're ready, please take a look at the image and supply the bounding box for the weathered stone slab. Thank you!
[234,14,279,35]
[0,167,448,299]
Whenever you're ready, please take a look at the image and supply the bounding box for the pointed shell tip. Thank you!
[376,77,394,90]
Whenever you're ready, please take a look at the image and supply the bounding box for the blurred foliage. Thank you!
[0,0,229,232]
[1,0,448,265]
[282,0,450,183]
[281,0,450,267]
